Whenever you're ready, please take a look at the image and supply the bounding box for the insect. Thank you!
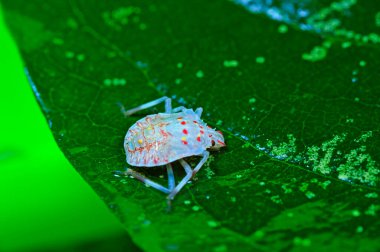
[119,96,225,200]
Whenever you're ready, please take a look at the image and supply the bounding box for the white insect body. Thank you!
[120,97,225,200]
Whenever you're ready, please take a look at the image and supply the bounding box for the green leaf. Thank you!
[3,0,380,251]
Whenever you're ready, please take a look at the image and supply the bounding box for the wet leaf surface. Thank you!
[2,0,380,251]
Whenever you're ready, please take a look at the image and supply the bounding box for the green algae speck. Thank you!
[66,18,78,29]
[52,38,64,45]
[223,60,239,68]
[196,70,204,78]
[103,79,112,86]
[255,56,265,64]
[365,192,378,198]
[65,51,75,59]
[207,220,219,228]
[355,131,372,142]
[356,226,364,233]
[253,230,265,239]
[293,237,311,247]
[76,54,85,61]
[352,209,361,217]
[261,131,379,187]
[205,166,215,179]
[341,41,352,48]
[302,45,328,62]
[287,212,294,218]
[241,142,250,149]
[270,195,283,204]
[299,182,309,192]
[175,78,182,85]
[278,24,288,34]
[310,178,318,183]
[249,97,256,104]
[139,23,147,30]
[192,205,201,211]
[376,12,380,27]
[267,134,297,159]
[103,6,142,31]
[305,191,316,199]
[281,184,293,194]
[319,180,331,190]
[103,78,126,87]
[365,204,380,216]
[184,200,191,205]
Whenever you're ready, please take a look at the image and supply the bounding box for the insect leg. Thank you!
[171,106,187,113]
[166,163,175,191]
[195,107,203,117]
[191,151,209,178]
[165,98,172,113]
[125,168,170,194]
[167,159,193,200]
[168,152,210,200]
[119,96,172,116]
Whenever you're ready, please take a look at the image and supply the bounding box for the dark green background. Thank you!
[1,0,380,251]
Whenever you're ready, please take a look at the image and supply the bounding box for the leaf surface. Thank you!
[2,0,380,251]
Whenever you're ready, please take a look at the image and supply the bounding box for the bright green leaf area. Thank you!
[2,0,380,251]
[0,5,140,252]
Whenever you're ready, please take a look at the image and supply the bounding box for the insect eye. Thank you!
[211,140,215,146]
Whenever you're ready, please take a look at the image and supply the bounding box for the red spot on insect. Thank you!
[182,129,188,135]
[182,141,188,145]
[207,125,212,129]
[153,158,159,164]
[197,136,201,142]
[217,140,225,146]
[181,121,186,125]
[217,130,223,135]
[177,117,183,120]
[160,129,169,137]
[193,120,198,124]
[200,130,204,134]
[199,125,204,129]
[209,134,212,137]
